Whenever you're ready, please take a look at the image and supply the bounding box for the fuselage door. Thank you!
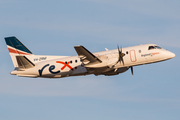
[130,50,137,62]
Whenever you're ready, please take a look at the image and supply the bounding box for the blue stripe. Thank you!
[5,36,32,54]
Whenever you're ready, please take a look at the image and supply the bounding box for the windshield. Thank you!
[155,46,162,49]
[148,46,155,50]
[148,46,162,50]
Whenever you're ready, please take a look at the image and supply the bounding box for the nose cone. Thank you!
[167,51,175,59]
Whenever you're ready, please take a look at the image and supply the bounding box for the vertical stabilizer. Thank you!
[5,36,33,68]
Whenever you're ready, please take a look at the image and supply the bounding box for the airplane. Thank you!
[5,36,175,78]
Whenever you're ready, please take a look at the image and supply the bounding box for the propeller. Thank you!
[112,45,125,67]
[130,66,133,76]
[111,45,134,76]
[112,45,134,76]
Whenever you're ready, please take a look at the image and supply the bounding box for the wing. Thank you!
[74,45,129,76]
[74,45,102,65]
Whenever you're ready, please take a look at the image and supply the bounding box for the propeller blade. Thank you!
[130,66,133,76]
[120,47,124,65]
[114,45,121,65]
[119,46,124,65]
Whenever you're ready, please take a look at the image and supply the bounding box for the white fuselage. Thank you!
[10,44,175,78]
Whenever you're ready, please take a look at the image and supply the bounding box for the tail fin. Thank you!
[5,36,33,68]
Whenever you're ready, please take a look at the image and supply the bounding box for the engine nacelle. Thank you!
[102,67,129,76]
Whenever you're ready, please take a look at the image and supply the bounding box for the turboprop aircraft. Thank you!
[5,36,175,78]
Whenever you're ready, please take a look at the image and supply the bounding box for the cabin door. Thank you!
[130,50,137,62]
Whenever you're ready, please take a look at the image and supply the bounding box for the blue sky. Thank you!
[0,0,180,120]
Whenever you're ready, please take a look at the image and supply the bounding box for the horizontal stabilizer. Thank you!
[74,45,102,65]
[16,56,35,69]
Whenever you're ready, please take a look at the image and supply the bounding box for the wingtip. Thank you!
[74,45,84,48]
[4,36,16,39]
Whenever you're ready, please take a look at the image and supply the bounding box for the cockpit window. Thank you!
[148,46,155,50]
[155,46,162,49]
[148,46,162,50]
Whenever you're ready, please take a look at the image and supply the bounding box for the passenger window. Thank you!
[148,46,155,50]
[126,51,128,54]
[75,60,77,63]
[139,50,141,53]
[70,61,72,63]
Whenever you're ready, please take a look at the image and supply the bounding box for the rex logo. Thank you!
[38,61,73,76]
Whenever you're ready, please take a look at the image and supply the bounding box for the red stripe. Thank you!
[8,48,30,55]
